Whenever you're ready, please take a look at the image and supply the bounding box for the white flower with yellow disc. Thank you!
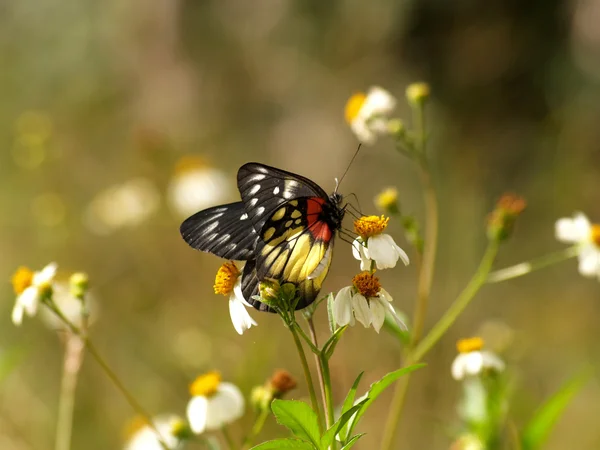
[555,212,600,279]
[124,414,186,450]
[11,263,57,326]
[186,371,245,434]
[214,261,257,335]
[352,215,409,271]
[344,87,397,144]
[451,337,505,380]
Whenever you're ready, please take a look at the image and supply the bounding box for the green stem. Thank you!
[46,303,169,450]
[306,318,335,440]
[242,409,270,450]
[380,240,499,450]
[222,426,236,450]
[288,322,321,429]
[293,323,321,354]
[486,246,579,283]
[55,334,85,450]
[412,239,500,362]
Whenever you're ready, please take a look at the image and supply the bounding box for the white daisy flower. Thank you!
[451,337,505,380]
[168,157,231,217]
[124,414,185,450]
[333,272,405,333]
[352,215,409,271]
[555,212,600,279]
[214,262,257,335]
[11,263,57,326]
[344,86,397,144]
[186,371,245,434]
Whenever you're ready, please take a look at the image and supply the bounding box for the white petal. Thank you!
[368,234,408,270]
[578,246,600,277]
[333,287,354,326]
[463,352,485,376]
[350,121,377,145]
[20,287,40,317]
[382,300,408,331]
[451,354,467,380]
[187,395,209,434]
[378,287,393,303]
[369,298,386,333]
[480,351,505,373]
[125,414,183,450]
[228,297,257,335]
[555,213,591,243]
[11,302,24,326]
[351,293,371,327]
[204,382,245,430]
[351,238,371,271]
[34,262,58,285]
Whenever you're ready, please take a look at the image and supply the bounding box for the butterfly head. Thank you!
[324,192,345,231]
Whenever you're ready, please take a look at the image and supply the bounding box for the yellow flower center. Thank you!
[456,337,484,354]
[352,271,381,298]
[375,188,398,211]
[190,371,222,397]
[344,92,366,124]
[591,224,600,247]
[354,215,389,239]
[12,266,34,295]
[214,262,240,295]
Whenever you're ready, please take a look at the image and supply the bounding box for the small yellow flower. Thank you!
[354,215,389,239]
[189,371,222,397]
[69,272,89,298]
[12,266,34,295]
[352,271,381,298]
[456,337,485,354]
[214,262,240,295]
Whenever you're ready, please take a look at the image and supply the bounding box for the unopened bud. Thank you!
[375,188,400,215]
[487,193,527,241]
[387,119,405,138]
[269,369,297,397]
[69,272,89,299]
[250,385,273,412]
[406,82,430,106]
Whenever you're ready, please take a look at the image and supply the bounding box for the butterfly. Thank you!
[180,162,346,312]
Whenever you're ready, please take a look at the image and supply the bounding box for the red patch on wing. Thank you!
[306,198,332,242]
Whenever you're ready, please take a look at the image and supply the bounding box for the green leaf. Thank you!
[382,313,411,345]
[271,399,321,448]
[320,399,368,448]
[521,371,590,450]
[322,325,348,360]
[345,364,426,438]
[251,439,316,450]
[340,434,366,449]
[336,372,364,443]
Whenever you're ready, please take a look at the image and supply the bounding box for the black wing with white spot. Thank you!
[237,163,328,234]
[180,202,258,260]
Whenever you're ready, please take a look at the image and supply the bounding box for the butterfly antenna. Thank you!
[335,143,362,193]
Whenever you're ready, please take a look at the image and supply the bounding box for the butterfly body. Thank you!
[180,162,345,312]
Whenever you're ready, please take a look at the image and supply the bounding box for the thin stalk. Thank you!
[55,334,85,450]
[46,303,169,450]
[306,318,335,437]
[412,240,499,362]
[380,240,500,450]
[288,323,321,429]
[486,246,578,283]
[222,426,236,450]
[242,409,270,450]
[306,319,328,426]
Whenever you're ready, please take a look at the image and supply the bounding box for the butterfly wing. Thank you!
[179,202,259,260]
[237,163,328,233]
[242,196,337,311]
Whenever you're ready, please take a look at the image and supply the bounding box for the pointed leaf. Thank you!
[521,371,590,450]
[320,399,368,448]
[271,399,321,448]
[336,372,364,443]
[345,364,425,438]
[340,434,366,449]
[251,439,316,449]
[322,325,348,360]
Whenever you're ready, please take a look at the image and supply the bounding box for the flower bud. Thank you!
[269,369,297,397]
[406,82,430,106]
[486,193,527,241]
[375,188,400,215]
[69,272,89,299]
[250,385,273,412]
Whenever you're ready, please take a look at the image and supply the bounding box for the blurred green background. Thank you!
[2,0,600,449]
